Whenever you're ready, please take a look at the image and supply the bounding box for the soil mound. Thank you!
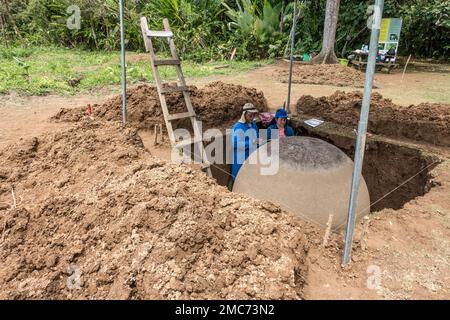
[52,81,268,131]
[296,91,450,147]
[0,118,321,300]
[276,62,372,88]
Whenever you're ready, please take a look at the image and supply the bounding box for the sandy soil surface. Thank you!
[272,60,372,88]
[0,61,449,300]
[0,89,117,148]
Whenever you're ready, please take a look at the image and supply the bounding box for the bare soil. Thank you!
[273,60,374,88]
[305,161,450,300]
[0,62,449,300]
[0,118,323,299]
[52,81,268,132]
[0,90,117,148]
[296,91,450,147]
[211,61,449,109]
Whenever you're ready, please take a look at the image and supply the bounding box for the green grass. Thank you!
[0,46,270,95]
[423,87,450,103]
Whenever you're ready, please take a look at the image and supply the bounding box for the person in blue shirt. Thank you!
[231,103,260,181]
[267,108,294,141]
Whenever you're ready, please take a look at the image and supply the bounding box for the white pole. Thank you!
[343,0,384,265]
[286,0,298,113]
[119,0,127,123]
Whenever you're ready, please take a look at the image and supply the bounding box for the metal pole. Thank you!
[343,0,384,265]
[286,0,298,113]
[119,0,127,123]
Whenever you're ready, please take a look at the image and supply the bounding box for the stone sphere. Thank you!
[232,136,370,230]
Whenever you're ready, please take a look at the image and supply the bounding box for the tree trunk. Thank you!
[311,0,340,64]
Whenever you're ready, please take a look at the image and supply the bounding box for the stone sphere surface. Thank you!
[232,136,370,230]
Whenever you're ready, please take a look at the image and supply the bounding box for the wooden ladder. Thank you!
[140,17,212,177]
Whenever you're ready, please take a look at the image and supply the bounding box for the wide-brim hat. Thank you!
[242,103,258,113]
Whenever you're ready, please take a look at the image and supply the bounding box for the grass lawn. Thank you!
[0,46,271,95]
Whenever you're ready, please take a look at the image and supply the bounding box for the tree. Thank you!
[311,0,340,64]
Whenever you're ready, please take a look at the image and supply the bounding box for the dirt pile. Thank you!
[0,118,322,300]
[52,81,268,131]
[296,91,450,147]
[276,62,372,88]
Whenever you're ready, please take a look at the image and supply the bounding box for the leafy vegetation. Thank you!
[223,0,290,59]
[397,1,450,58]
[0,0,448,60]
[144,0,228,61]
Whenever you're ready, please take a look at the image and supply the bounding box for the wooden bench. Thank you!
[350,52,399,73]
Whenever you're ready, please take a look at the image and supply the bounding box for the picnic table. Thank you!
[350,50,398,73]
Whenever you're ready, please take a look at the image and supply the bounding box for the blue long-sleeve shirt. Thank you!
[231,121,259,180]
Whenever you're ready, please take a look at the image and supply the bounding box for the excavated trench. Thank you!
[288,116,441,212]
[58,82,445,215]
[201,118,441,213]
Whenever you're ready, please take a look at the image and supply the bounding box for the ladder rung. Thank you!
[146,30,173,38]
[201,163,211,169]
[174,137,204,149]
[160,86,188,94]
[167,111,196,121]
[154,59,181,66]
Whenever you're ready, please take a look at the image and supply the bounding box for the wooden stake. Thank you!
[322,214,334,247]
[401,54,412,83]
[230,48,237,61]
[360,216,370,251]
[11,186,16,209]
[153,124,159,146]
[159,124,164,142]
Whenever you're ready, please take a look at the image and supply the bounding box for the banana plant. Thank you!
[222,0,290,58]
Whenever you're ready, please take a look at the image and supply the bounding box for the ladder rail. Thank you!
[162,18,206,166]
[140,16,212,177]
[163,18,201,136]
[140,17,177,144]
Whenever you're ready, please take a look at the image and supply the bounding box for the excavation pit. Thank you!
[191,118,441,215]
[56,83,441,216]
[289,116,441,212]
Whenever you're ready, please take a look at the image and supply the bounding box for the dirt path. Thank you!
[191,62,450,109]
[0,89,118,148]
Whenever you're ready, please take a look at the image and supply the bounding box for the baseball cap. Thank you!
[275,108,288,119]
